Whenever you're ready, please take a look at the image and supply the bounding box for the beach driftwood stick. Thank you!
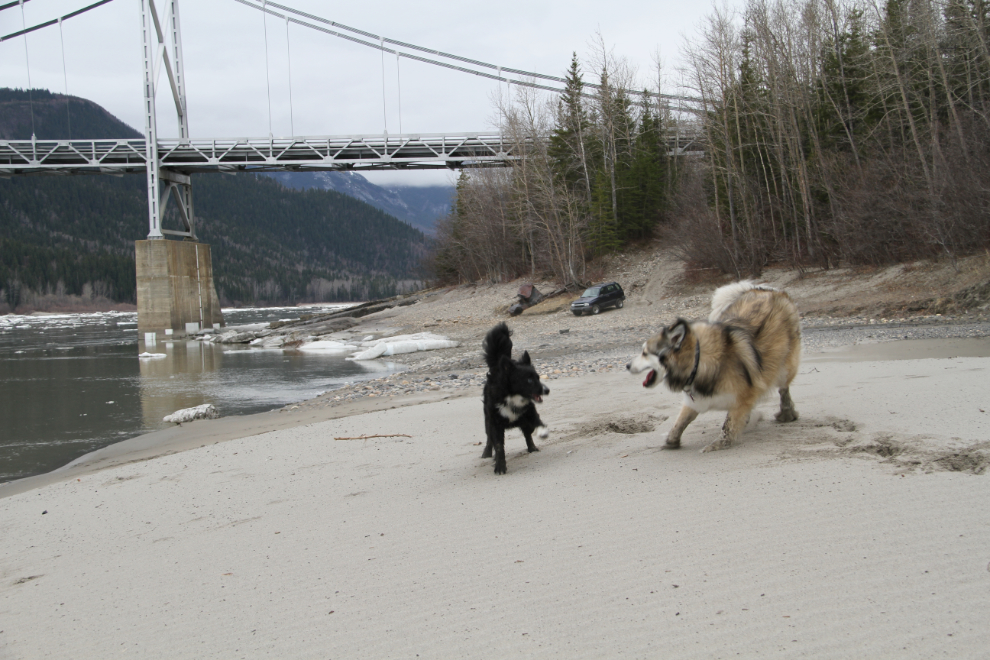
[334,434,412,441]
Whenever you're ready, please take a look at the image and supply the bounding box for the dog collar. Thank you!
[683,340,701,396]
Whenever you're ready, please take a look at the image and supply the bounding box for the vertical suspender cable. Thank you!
[58,17,70,138]
[284,15,294,135]
[379,37,388,135]
[395,52,402,134]
[262,0,273,137]
[19,0,36,139]
[497,65,503,153]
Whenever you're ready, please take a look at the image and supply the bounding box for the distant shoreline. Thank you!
[1,301,366,317]
[2,302,137,315]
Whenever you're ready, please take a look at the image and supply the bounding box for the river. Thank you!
[0,307,398,483]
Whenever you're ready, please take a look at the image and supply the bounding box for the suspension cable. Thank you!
[395,51,402,134]
[20,0,36,139]
[285,15,294,135]
[58,17,71,138]
[0,0,115,43]
[379,37,388,134]
[497,65,504,149]
[0,0,32,13]
[231,0,699,107]
[232,0,562,94]
[261,0,273,137]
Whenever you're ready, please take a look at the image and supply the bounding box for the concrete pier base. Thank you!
[136,239,224,337]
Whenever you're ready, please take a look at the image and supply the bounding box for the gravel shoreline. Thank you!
[266,250,990,411]
[282,313,990,411]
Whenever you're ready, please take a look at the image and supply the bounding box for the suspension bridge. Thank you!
[0,0,702,335]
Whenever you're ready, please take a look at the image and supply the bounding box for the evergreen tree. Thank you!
[549,53,594,198]
[621,93,669,240]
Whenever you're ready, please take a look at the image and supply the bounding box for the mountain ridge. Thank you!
[0,88,430,310]
[265,171,452,236]
[0,89,451,236]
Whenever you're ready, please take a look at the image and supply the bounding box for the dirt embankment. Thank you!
[372,248,990,340]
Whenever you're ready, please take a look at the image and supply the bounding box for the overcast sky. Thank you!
[1,0,728,186]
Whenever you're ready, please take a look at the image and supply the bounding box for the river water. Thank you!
[0,307,398,483]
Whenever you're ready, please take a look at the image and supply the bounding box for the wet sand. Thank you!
[1,335,989,658]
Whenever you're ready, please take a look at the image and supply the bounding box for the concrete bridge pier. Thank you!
[136,239,224,339]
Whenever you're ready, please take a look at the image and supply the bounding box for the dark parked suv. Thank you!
[570,282,625,316]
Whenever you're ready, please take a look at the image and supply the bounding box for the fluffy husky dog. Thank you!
[627,281,801,452]
[482,323,550,474]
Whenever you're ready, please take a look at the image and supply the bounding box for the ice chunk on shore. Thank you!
[297,340,359,354]
[249,334,292,348]
[353,342,388,360]
[138,352,167,359]
[218,330,258,344]
[163,403,220,424]
[350,333,459,361]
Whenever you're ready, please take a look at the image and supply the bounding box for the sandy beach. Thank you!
[3,255,990,658]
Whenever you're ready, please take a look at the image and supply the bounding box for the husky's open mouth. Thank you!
[643,369,658,388]
[533,394,543,403]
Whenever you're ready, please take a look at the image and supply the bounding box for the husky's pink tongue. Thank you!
[643,369,657,388]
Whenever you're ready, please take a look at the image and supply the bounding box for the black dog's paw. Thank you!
[527,446,540,453]
[494,460,507,475]
[481,447,492,458]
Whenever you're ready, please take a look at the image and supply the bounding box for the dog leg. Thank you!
[492,427,508,474]
[702,403,753,453]
[665,406,699,449]
[775,387,799,423]
[523,415,547,452]
[522,423,547,453]
[521,429,541,453]
[482,415,494,458]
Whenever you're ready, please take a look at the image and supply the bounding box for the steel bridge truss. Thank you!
[0,131,523,236]
[0,133,521,238]
[0,126,701,177]
[0,133,519,175]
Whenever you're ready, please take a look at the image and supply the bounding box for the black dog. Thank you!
[482,323,550,474]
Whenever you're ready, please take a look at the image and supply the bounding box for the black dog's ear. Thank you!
[666,319,689,351]
[519,350,531,365]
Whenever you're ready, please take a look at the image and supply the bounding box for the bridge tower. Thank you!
[136,0,223,339]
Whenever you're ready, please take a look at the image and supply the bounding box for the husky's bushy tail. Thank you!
[709,280,777,322]
[483,322,513,371]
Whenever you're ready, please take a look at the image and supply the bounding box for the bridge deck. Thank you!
[0,133,516,175]
[0,128,701,176]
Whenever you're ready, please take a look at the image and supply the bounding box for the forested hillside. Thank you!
[0,88,142,141]
[679,0,990,275]
[0,89,429,311]
[433,0,990,285]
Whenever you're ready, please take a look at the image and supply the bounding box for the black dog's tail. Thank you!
[483,322,513,372]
